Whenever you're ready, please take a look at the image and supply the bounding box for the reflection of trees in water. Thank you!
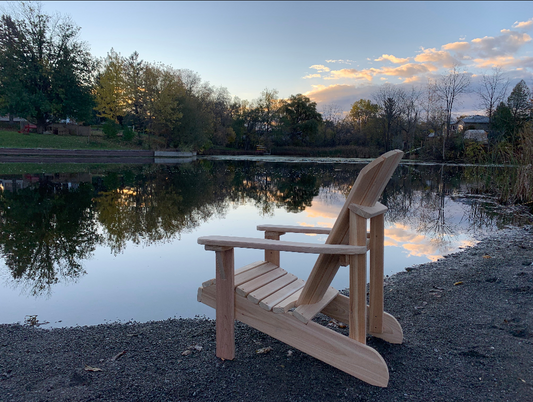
[384,165,458,250]
[225,162,364,215]
[0,181,101,296]
[95,163,233,254]
[383,164,531,251]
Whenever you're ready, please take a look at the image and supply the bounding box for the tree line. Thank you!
[0,3,532,161]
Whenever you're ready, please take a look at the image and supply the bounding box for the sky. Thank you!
[21,1,533,116]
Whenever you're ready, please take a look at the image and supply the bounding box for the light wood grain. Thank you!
[200,284,389,387]
[298,151,403,306]
[349,212,367,343]
[272,288,303,314]
[215,248,235,360]
[247,272,298,304]
[320,294,403,344]
[197,150,405,387]
[293,286,339,323]
[257,224,332,235]
[348,202,388,219]
[234,262,278,287]
[201,260,268,288]
[198,236,366,255]
[259,278,305,311]
[369,214,384,334]
[264,231,281,266]
[235,268,287,297]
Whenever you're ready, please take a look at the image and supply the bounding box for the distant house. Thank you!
[452,115,490,132]
[464,129,488,144]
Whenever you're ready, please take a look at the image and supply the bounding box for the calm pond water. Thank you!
[0,157,531,328]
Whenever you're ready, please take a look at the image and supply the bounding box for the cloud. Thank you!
[374,54,410,64]
[326,68,373,81]
[513,18,533,30]
[414,47,461,68]
[325,62,438,83]
[301,18,533,114]
[304,84,377,112]
[403,76,421,83]
[309,64,330,72]
[325,59,356,65]
[470,30,531,58]
[442,41,470,52]
[472,55,533,69]
[372,63,438,78]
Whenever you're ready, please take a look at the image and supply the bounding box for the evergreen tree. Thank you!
[0,3,95,132]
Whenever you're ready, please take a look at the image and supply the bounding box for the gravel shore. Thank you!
[1,226,532,402]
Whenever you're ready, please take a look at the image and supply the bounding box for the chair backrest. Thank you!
[298,150,403,305]
[326,149,404,246]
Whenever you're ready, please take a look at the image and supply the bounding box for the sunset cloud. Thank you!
[301,15,533,115]
[374,54,410,64]
[414,48,461,68]
[442,41,470,52]
[304,84,377,113]
[472,55,533,69]
[513,18,533,30]
[326,68,373,81]
[325,62,438,82]
[303,73,321,79]
[403,76,421,83]
[373,62,438,78]
[310,64,330,72]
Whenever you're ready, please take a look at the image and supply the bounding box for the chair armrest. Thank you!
[257,224,331,235]
[198,236,366,255]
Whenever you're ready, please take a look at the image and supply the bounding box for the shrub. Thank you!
[102,120,118,139]
[122,126,134,141]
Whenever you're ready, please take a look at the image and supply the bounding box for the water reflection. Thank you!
[0,179,100,296]
[0,161,531,301]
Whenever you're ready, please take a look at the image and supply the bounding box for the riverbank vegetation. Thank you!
[0,2,532,204]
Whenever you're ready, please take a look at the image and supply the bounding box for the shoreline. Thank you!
[1,225,532,401]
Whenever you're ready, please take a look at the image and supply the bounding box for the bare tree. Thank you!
[399,87,421,151]
[423,79,446,135]
[434,65,470,160]
[373,84,405,151]
[476,67,509,132]
[320,104,343,126]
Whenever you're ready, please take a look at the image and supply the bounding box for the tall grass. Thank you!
[464,124,533,208]
[515,127,533,204]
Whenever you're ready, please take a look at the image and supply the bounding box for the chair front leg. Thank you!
[214,247,235,360]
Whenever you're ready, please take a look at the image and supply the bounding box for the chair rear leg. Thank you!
[369,214,384,334]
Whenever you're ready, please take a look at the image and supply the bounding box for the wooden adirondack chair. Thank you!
[197,150,404,387]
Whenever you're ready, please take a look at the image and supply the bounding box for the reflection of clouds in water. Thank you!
[385,223,426,244]
[385,223,479,262]
[302,192,343,222]
[385,223,442,261]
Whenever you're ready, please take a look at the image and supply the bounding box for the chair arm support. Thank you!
[349,202,387,219]
[198,236,366,255]
[256,224,331,235]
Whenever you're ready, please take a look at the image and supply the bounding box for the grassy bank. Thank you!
[0,129,159,151]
